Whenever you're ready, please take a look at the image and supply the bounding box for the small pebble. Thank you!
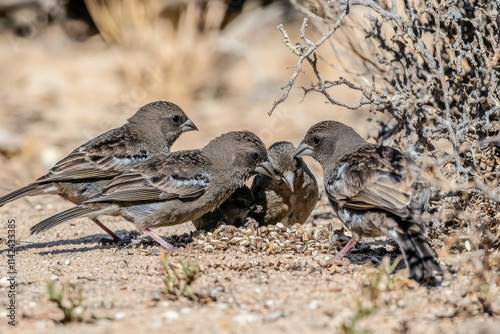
[308,300,319,310]
[265,300,275,307]
[180,307,191,314]
[265,311,285,322]
[234,312,261,324]
[163,310,180,321]
[0,277,10,288]
[114,312,126,320]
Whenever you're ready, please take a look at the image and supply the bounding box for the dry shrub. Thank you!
[273,0,500,244]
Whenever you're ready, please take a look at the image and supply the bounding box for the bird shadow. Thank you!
[0,229,196,256]
[345,239,405,269]
[0,230,137,255]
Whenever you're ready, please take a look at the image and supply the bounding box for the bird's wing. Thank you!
[37,126,151,183]
[85,151,211,203]
[326,146,427,219]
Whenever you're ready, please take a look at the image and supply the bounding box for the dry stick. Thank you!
[269,10,348,115]
[479,134,500,146]
[302,51,400,112]
[474,180,500,203]
[303,56,379,110]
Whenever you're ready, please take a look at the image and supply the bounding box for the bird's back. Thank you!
[326,144,429,222]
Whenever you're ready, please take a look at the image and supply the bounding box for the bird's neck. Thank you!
[321,140,369,177]
[127,122,173,153]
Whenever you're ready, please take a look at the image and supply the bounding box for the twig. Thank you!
[474,180,500,203]
[269,9,348,115]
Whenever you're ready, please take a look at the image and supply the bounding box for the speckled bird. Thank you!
[295,120,443,285]
[0,101,197,243]
[251,141,319,227]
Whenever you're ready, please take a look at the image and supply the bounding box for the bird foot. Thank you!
[144,228,188,255]
[156,239,187,255]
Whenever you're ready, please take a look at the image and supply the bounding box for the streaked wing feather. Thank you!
[158,173,209,199]
[40,167,120,182]
[339,177,412,217]
[37,127,150,184]
[328,145,423,219]
[177,187,207,199]
[87,188,164,202]
[88,152,211,203]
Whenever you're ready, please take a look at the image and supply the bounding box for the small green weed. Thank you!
[47,281,84,323]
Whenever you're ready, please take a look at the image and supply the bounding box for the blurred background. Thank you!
[0,0,370,190]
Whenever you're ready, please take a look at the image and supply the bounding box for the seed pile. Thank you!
[189,221,350,256]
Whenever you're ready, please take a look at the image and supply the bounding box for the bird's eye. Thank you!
[172,115,181,123]
[312,135,322,145]
[249,152,260,161]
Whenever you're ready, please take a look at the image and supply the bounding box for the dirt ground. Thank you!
[0,3,499,333]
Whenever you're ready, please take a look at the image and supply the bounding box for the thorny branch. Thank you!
[273,0,500,228]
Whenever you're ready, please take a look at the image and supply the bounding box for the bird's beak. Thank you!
[180,119,198,132]
[254,161,275,177]
[282,170,295,193]
[294,141,313,157]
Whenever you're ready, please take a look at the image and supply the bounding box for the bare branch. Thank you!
[474,180,500,203]
[269,8,348,115]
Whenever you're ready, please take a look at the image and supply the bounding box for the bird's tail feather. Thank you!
[0,183,45,207]
[397,227,443,286]
[30,206,93,235]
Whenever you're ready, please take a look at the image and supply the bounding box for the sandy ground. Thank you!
[0,4,499,333]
